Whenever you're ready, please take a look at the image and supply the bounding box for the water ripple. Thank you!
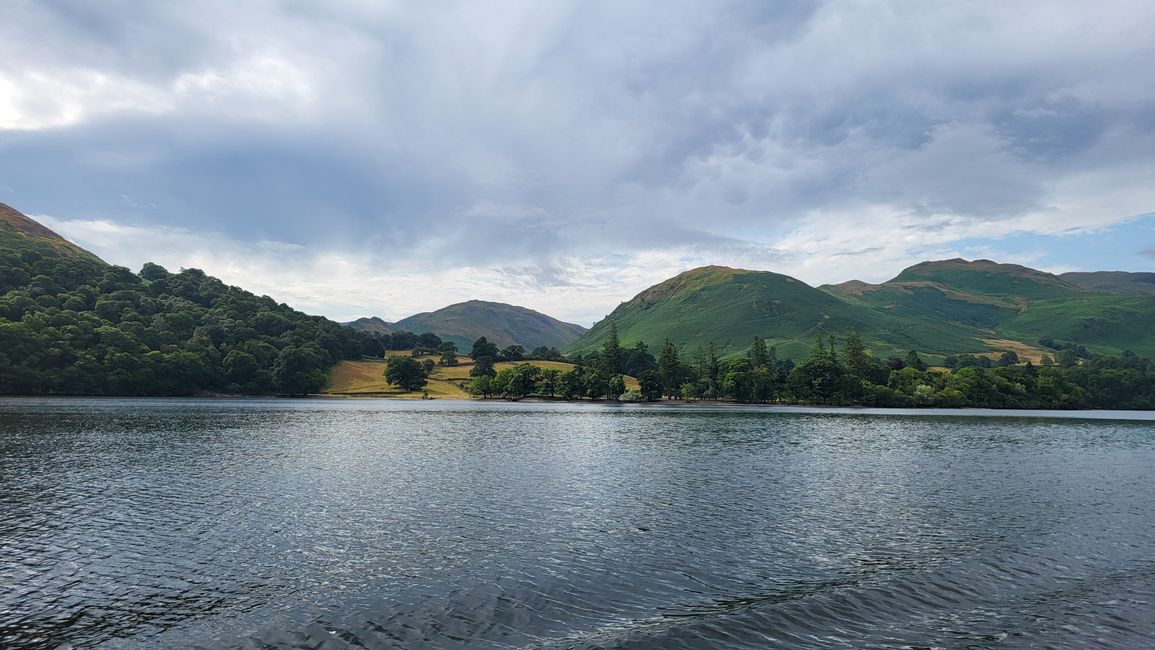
[0,398,1152,649]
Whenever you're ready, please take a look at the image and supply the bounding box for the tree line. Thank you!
[459,320,1155,409]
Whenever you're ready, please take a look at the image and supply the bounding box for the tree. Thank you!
[272,346,327,396]
[789,335,844,403]
[500,345,525,361]
[601,321,623,376]
[749,336,770,369]
[471,336,499,359]
[905,350,928,372]
[998,350,1019,367]
[467,375,495,398]
[608,374,627,400]
[471,355,496,377]
[501,363,540,398]
[638,369,663,401]
[438,341,458,366]
[658,339,681,398]
[624,340,656,376]
[415,332,442,350]
[719,357,755,402]
[841,329,870,378]
[385,356,428,391]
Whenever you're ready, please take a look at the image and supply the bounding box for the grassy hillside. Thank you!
[569,260,1155,363]
[0,202,104,264]
[1061,271,1155,297]
[324,356,635,397]
[393,300,586,351]
[567,266,880,360]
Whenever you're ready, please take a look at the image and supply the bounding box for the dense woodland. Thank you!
[467,323,1155,409]
[0,230,383,395]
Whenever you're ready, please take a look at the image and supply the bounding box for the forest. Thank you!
[0,232,382,396]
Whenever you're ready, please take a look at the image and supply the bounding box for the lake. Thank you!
[1,398,1153,648]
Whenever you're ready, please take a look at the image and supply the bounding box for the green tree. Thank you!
[789,335,844,403]
[438,341,459,366]
[600,321,623,375]
[385,356,428,391]
[467,375,495,398]
[500,345,525,361]
[272,346,327,396]
[638,369,663,401]
[608,374,627,400]
[748,336,770,368]
[658,339,681,398]
[470,355,496,377]
[471,336,499,359]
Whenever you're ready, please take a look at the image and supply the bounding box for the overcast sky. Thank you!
[3,0,1154,325]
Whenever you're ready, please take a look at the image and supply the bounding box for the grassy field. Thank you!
[323,355,638,398]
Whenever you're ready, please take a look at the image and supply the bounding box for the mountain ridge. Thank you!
[392,300,587,351]
[567,259,1155,360]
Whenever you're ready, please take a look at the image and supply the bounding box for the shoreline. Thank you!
[5,394,1151,420]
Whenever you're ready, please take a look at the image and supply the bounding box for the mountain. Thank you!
[1061,271,1155,297]
[568,266,881,360]
[567,260,1155,361]
[830,259,1155,359]
[0,203,381,395]
[345,316,394,335]
[392,300,587,351]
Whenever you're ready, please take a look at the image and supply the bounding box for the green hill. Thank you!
[0,203,381,395]
[567,266,881,360]
[568,260,1155,361]
[1061,271,1155,297]
[393,300,587,351]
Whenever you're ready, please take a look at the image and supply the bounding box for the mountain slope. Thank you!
[830,259,1155,358]
[1061,271,1155,297]
[392,300,586,351]
[570,260,1155,361]
[0,202,103,263]
[567,266,885,359]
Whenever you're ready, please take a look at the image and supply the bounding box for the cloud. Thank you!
[3,1,1155,320]
[1142,246,1155,259]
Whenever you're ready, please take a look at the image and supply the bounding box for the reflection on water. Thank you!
[1,398,1153,649]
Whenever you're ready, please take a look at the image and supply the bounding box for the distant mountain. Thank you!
[392,300,587,351]
[1061,271,1155,297]
[345,316,394,335]
[567,259,1155,360]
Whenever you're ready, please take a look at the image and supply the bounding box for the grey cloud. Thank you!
[1142,246,1155,259]
[2,0,1154,279]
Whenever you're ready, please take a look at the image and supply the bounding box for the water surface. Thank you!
[1,398,1153,648]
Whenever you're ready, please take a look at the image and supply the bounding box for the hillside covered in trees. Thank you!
[0,203,381,395]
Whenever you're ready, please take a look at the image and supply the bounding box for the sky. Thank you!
[2,0,1153,326]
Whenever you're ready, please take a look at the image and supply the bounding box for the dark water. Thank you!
[2,399,1154,649]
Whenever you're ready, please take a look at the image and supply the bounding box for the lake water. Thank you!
[2,398,1153,649]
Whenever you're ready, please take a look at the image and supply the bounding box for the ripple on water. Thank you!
[0,398,1153,649]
